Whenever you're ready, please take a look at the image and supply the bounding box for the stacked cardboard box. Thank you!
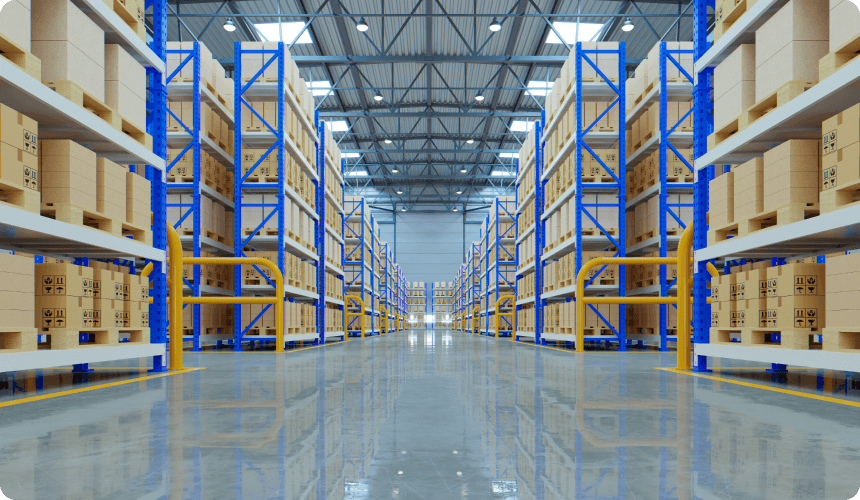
[626,42,694,111]
[35,263,95,332]
[0,254,35,349]
[166,102,234,155]
[40,139,97,212]
[96,158,127,220]
[105,44,146,130]
[821,104,860,212]
[33,0,105,101]
[755,0,827,103]
[714,45,756,132]
[0,0,32,52]
[762,139,820,211]
[0,104,39,212]
[126,171,150,228]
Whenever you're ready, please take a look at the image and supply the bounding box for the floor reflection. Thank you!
[0,330,860,499]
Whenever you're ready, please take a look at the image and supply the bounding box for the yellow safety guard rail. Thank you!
[166,224,287,371]
[345,295,365,339]
[495,295,515,338]
[575,223,694,370]
[471,305,481,333]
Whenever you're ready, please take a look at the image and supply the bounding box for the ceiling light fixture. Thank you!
[384,138,392,144]
[474,92,484,102]
[453,208,458,212]
[489,18,502,32]
[356,17,369,32]
[466,138,474,144]
[223,18,236,32]
[456,190,462,194]
[621,17,634,32]
[460,168,467,173]
[401,207,406,212]
[374,91,384,101]
[396,190,403,194]
[392,168,398,173]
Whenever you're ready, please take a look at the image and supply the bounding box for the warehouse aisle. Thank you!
[1,330,860,499]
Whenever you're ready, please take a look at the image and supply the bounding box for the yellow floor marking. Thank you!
[655,367,860,408]
[0,367,207,408]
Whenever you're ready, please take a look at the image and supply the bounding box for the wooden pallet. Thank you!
[822,328,860,353]
[120,115,153,149]
[710,327,821,350]
[708,203,819,244]
[39,328,150,350]
[709,115,742,149]
[167,174,195,183]
[44,80,121,131]
[821,178,860,214]
[105,0,146,40]
[819,32,860,81]
[739,80,816,131]
[0,32,41,80]
[0,328,39,353]
[714,0,751,41]
[0,179,40,214]
[41,202,152,245]
[634,229,657,243]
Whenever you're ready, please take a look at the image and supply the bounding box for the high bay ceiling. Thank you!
[163,0,706,212]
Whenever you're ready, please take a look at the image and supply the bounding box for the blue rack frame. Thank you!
[537,42,628,348]
[625,42,696,351]
[344,198,374,336]
[165,41,236,351]
[232,42,322,349]
[145,0,168,370]
[486,199,518,336]
[693,0,713,372]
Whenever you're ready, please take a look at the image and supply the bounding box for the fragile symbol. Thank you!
[43,277,53,285]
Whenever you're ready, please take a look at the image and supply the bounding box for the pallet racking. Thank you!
[431,281,454,327]
[343,198,377,336]
[233,42,323,348]
[407,282,427,328]
[624,42,695,350]
[535,43,628,347]
[0,0,168,372]
[166,41,236,350]
[484,198,517,336]
[320,126,345,341]
[690,0,860,372]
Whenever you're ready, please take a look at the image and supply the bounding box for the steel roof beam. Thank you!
[320,111,541,118]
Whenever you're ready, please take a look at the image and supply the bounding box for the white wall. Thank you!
[377,213,482,285]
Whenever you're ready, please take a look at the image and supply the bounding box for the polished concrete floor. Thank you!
[1,329,860,499]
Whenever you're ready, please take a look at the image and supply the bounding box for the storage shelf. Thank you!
[541,131,621,182]
[627,284,678,297]
[166,82,234,124]
[167,131,233,166]
[325,297,345,306]
[694,204,860,264]
[239,82,319,141]
[695,343,860,372]
[516,153,535,185]
[0,205,165,262]
[625,183,694,210]
[694,0,790,74]
[238,182,319,220]
[239,131,319,182]
[627,234,681,255]
[180,234,233,256]
[517,261,535,277]
[241,283,319,300]
[625,82,694,125]
[325,188,344,214]
[0,57,163,168]
[326,223,344,245]
[516,224,535,245]
[696,56,860,168]
[241,233,318,261]
[325,261,344,277]
[541,235,619,262]
[71,0,164,72]
[325,153,344,184]
[516,188,535,214]
[183,284,234,297]
[626,132,694,169]
[543,81,629,139]
[541,283,619,300]
[516,296,536,305]
[167,182,234,209]
[0,343,165,374]
[542,332,625,342]
[542,182,620,221]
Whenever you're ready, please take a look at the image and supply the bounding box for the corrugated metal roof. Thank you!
[162,0,698,206]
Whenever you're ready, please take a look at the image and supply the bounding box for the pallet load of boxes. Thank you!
[702,0,860,362]
[409,283,426,327]
[0,0,159,361]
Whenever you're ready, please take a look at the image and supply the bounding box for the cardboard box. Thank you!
[96,158,127,219]
[762,140,820,211]
[766,263,825,298]
[104,44,146,128]
[126,171,151,227]
[755,0,828,100]
[36,295,95,329]
[0,0,31,51]
[40,139,98,212]
[93,268,123,301]
[765,295,824,329]
[35,263,94,297]
[124,300,149,328]
[733,158,764,219]
[0,105,39,192]
[714,45,756,130]
[829,0,860,52]
[32,0,105,100]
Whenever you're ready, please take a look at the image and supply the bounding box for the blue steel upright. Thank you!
[490,198,517,336]
[145,0,167,370]
[693,0,714,372]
